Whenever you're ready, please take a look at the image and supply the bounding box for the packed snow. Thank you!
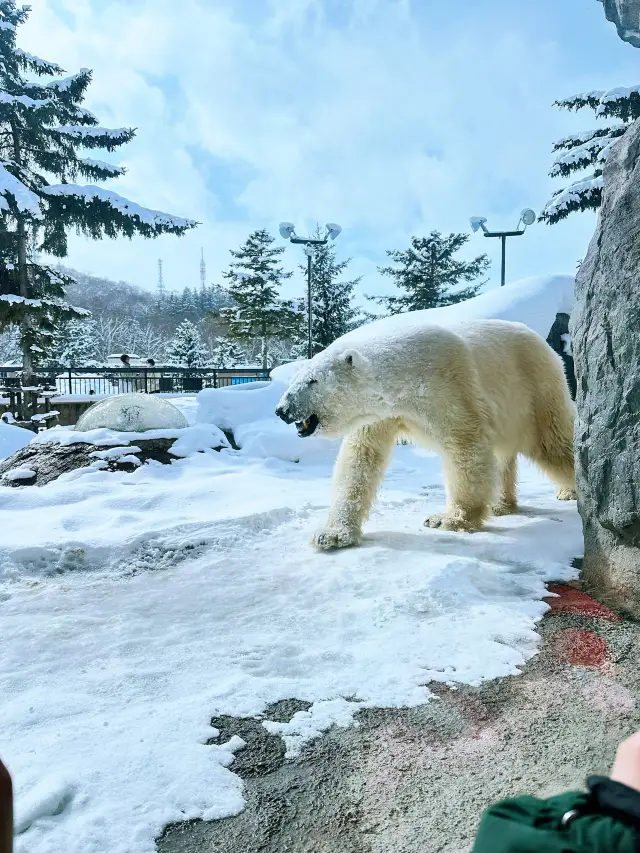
[0,275,583,853]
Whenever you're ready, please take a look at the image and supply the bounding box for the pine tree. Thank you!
[221,229,301,371]
[167,319,210,369]
[369,231,489,314]
[540,86,640,223]
[211,336,242,368]
[300,230,363,353]
[52,317,100,367]
[0,1,197,386]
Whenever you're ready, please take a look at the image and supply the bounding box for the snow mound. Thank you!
[0,421,33,460]
[196,376,338,463]
[340,274,574,349]
[75,394,188,433]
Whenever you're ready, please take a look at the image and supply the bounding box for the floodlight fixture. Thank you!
[279,219,343,358]
[278,222,296,240]
[469,208,537,287]
[519,208,536,227]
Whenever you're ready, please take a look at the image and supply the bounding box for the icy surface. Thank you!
[74,394,188,433]
[0,421,32,459]
[1,281,583,853]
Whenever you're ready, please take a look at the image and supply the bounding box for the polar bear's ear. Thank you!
[343,349,368,369]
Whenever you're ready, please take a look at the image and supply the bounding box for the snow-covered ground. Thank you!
[0,275,582,853]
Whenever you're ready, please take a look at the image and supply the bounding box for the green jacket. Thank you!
[472,777,640,852]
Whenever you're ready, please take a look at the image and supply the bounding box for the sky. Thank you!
[19,0,640,304]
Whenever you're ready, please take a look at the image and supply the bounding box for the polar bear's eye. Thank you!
[308,379,318,386]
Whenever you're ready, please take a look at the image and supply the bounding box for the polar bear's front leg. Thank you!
[313,419,399,551]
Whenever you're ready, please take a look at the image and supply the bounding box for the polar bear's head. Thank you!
[275,348,375,438]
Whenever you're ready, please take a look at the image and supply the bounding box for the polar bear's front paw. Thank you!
[556,488,577,501]
[312,526,360,551]
[424,511,482,533]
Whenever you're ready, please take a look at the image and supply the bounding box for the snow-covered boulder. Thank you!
[0,420,33,460]
[75,394,188,433]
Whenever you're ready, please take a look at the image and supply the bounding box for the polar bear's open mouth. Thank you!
[295,414,319,437]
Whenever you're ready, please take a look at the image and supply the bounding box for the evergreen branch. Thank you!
[14,47,64,75]
[540,174,603,224]
[41,184,198,236]
[554,90,606,111]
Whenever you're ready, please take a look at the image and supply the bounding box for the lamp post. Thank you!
[279,222,342,360]
[469,208,536,286]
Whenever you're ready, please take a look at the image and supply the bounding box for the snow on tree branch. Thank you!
[540,175,603,223]
[77,157,125,178]
[56,125,133,140]
[0,91,51,108]
[550,135,612,177]
[0,162,41,215]
[544,83,640,224]
[13,48,64,74]
[41,184,197,231]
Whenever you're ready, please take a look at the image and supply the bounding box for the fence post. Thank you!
[213,369,218,389]
[68,368,73,395]
[144,369,148,394]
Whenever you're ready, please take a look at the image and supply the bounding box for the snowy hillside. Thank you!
[0,273,582,853]
[338,274,574,350]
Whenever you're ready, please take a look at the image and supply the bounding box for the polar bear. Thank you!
[275,319,576,550]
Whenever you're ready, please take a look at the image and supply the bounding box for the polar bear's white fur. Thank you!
[275,319,576,550]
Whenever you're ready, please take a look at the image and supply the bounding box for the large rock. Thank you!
[0,438,180,487]
[599,0,640,47]
[572,117,640,609]
[75,394,188,433]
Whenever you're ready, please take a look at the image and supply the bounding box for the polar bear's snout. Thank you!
[275,403,295,424]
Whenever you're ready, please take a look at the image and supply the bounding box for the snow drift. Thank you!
[0,421,33,460]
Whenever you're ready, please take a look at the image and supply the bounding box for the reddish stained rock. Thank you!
[545,584,620,621]
[553,628,611,669]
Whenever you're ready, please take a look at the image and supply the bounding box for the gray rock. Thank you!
[572,117,640,609]
[0,438,182,487]
[599,0,640,47]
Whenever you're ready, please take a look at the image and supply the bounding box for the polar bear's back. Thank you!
[345,317,571,455]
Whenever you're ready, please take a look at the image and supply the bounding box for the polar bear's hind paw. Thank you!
[424,511,483,533]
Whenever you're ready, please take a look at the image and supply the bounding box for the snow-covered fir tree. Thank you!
[52,317,100,366]
[211,336,242,368]
[0,324,20,363]
[166,319,210,369]
[0,1,197,384]
[221,229,301,371]
[300,230,363,353]
[369,231,489,314]
[540,85,640,223]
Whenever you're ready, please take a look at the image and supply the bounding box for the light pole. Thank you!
[279,222,342,360]
[469,208,536,286]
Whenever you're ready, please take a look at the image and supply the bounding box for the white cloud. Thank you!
[20,0,636,301]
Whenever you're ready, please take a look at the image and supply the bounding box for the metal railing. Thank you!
[0,366,270,397]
